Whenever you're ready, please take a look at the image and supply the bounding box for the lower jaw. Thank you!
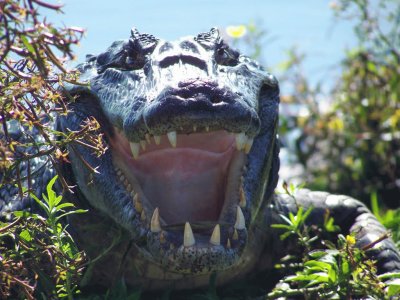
[110,149,250,273]
[146,225,247,274]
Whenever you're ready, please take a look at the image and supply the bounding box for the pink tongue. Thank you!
[131,148,233,224]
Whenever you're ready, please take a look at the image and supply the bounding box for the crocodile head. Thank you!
[62,28,279,281]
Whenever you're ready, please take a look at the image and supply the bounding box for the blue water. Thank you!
[47,0,357,87]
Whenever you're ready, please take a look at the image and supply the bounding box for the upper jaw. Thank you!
[121,80,261,143]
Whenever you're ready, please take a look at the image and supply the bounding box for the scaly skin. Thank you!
[1,28,399,295]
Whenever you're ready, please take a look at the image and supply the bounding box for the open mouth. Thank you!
[109,127,254,273]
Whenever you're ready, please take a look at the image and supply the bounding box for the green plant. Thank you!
[370,191,400,248]
[276,0,400,209]
[268,184,400,299]
[268,235,392,299]
[0,176,86,299]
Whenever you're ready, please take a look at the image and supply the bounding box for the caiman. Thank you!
[1,28,399,297]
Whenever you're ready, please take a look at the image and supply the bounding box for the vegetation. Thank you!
[277,0,400,209]
[0,176,86,299]
[0,0,105,192]
[0,1,103,298]
[268,183,400,299]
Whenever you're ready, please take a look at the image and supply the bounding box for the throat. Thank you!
[132,148,233,224]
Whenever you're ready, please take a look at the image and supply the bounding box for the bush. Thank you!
[0,176,86,299]
[278,0,400,208]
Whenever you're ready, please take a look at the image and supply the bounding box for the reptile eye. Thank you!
[217,48,226,56]
[124,41,147,70]
[123,29,159,70]
[215,44,239,66]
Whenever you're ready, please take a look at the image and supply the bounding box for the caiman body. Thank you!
[1,28,399,294]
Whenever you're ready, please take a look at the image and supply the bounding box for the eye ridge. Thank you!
[122,30,158,70]
[123,44,147,70]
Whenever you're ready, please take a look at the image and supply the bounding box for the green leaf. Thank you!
[279,214,293,226]
[13,211,33,218]
[46,175,59,209]
[20,35,35,54]
[56,202,75,210]
[289,210,298,224]
[341,260,350,275]
[53,195,63,207]
[288,272,329,283]
[279,231,294,240]
[370,191,383,223]
[328,265,337,283]
[271,224,292,230]
[387,280,400,297]
[304,260,332,270]
[31,192,50,215]
[19,229,32,242]
[55,209,88,223]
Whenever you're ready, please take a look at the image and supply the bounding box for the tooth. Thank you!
[126,184,132,192]
[120,175,125,182]
[140,140,146,150]
[116,169,122,176]
[123,178,129,186]
[193,125,197,132]
[140,210,146,221]
[134,194,143,213]
[183,222,195,247]
[239,187,246,208]
[234,206,246,230]
[160,231,166,243]
[154,135,161,145]
[227,238,231,249]
[233,229,239,240]
[244,137,254,154]
[130,142,140,159]
[130,190,135,198]
[151,208,161,232]
[210,224,221,246]
[167,131,177,147]
[235,133,246,151]
[145,134,151,144]
[205,126,209,132]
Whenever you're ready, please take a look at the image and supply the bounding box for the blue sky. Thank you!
[47,0,357,87]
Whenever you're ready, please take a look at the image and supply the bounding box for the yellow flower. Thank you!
[327,117,344,132]
[226,25,247,39]
[389,109,400,128]
[346,235,356,246]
